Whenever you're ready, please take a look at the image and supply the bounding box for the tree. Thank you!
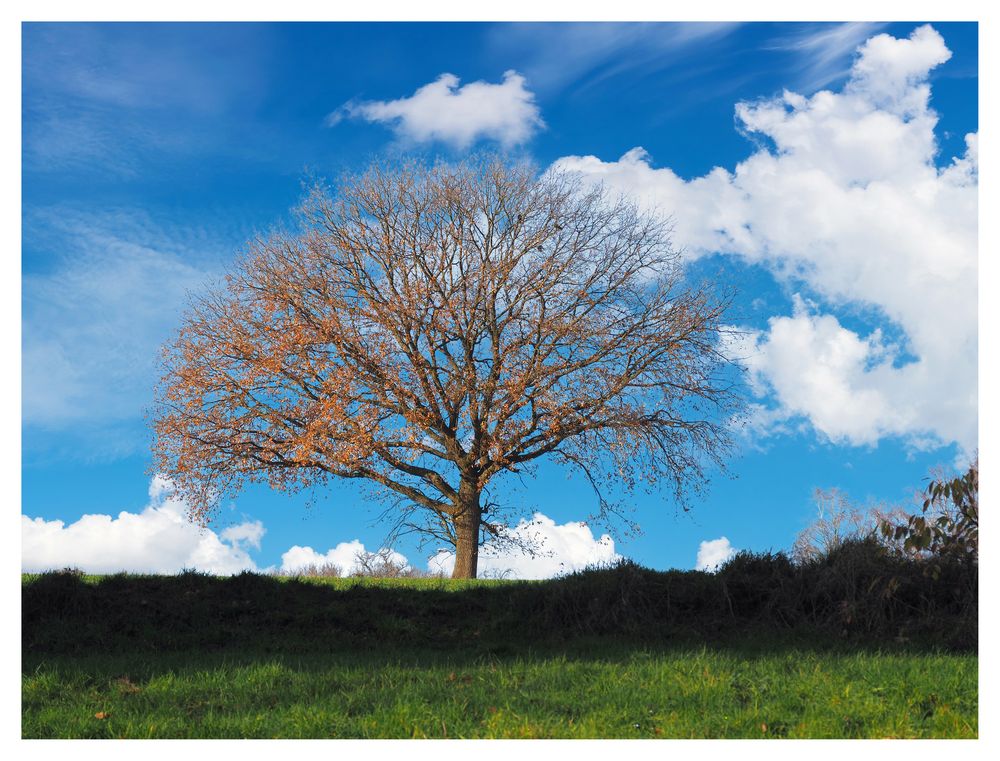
[153,157,739,578]
[880,456,978,576]
[790,488,910,564]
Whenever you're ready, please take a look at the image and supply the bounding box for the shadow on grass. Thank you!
[23,550,976,659]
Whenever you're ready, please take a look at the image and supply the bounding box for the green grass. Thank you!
[19,572,511,590]
[23,646,976,738]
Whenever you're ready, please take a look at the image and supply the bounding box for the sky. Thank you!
[20,20,979,578]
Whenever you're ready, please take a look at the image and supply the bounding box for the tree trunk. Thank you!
[451,479,482,579]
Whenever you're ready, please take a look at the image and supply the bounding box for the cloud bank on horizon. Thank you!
[22,477,621,579]
[427,513,621,579]
[552,25,977,458]
[21,476,263,575]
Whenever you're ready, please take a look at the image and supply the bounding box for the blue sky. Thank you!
[21,21,979,577]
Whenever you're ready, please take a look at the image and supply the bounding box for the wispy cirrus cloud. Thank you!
[22,207,235,458]
[328,70,544,149]
[764,22,887,92]
[487,22,742,94]
[22,23,275,175]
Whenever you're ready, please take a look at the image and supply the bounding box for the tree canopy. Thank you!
[153,156,740,578]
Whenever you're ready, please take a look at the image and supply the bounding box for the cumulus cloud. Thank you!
[731,295,976,450]
[21,476,262,574]
[220,521,266,551]
[147,473,173,501]
[329,70,544,148]
[696,537,737,572]
[279,542,410,576]
[848,24,951,112]
[427,512,621,579]
[552,25,977,455]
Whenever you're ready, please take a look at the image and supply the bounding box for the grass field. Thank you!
[23,647,976,738]
[22,560,978,739]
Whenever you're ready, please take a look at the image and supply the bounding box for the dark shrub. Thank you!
[22,551,976,654]
[717,550,796,623]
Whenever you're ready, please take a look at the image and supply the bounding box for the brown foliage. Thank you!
[153,156,739,577]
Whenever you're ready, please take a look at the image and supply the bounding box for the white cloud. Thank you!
[486,23,741,93]
[329,70,544,149]
[735,296,976,450]
[552,25,977,455]
[427,512,621,579]
[148,474,173,501]
[21,476,262,575]
[848,24,951,113]
[220,521,265,551]
[279,542,411,576]
[696,537,737,572]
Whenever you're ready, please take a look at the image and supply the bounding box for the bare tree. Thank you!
[153,156,739,578]
[270,562,344,579]
[792,487,912,564]
[350,548,425,578]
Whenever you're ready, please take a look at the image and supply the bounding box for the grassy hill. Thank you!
[21,549,977,738]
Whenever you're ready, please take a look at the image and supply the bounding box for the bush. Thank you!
[718,551,795,620]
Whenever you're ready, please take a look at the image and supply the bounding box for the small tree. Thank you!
[792,488,910,564]
[153,157,739,578]
[881,456,978,576]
